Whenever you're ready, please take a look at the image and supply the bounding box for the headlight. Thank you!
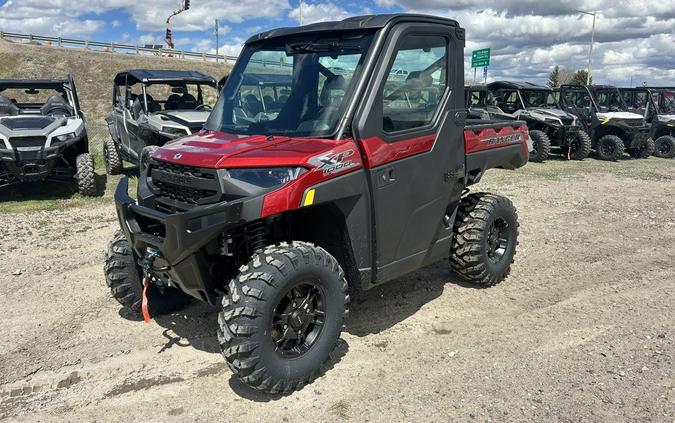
[161,126,189,136]
[227,167,306,189]
[54,132,77,142]
[544,118,562,125]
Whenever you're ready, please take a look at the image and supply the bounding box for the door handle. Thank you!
[377,167,396,187]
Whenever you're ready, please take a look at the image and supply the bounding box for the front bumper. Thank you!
[114,176,262,304]
[0,137,80,183]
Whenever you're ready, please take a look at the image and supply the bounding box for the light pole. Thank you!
[577,10,598,85]
[299,0,304,26]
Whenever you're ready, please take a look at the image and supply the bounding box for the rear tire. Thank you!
[565,131,592,160]
[628,137,655,159]
[654,135,675,158]
[528,130,551,162]
[595,135,625,161]
[104,230,191,316]
[103,138,123,175]
[218,242,349,394]
[450,193,519,286]
[75,153,96,196]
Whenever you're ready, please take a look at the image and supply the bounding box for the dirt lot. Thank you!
[0,157,673,422]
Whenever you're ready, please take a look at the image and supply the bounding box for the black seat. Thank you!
[145,94,162,113]
[165,94,181,110]
[130,98,144,120]
[243,94,263,117]
[178,93,198,110]
[41,95,72,116]
[0,95,20,116]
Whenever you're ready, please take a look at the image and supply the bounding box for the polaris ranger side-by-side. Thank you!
[105,14,530,394]
[0,76,96,195]
[559,84,653,161]
[620,87,675,158]
[489,81,591,162]
[104,70,218,174]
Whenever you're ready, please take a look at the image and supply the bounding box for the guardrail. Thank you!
[0,31,237,64]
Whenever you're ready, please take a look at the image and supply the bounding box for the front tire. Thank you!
[595,135,625,161]
[75,153,96,196]
[103,138,123,175]
[218,242,349,394]
[528,130,551,162]
[564,131,592,160]
[450,193,519,286]
[654,135,675,158]
[628,137,655,159]
[104,231,191,316]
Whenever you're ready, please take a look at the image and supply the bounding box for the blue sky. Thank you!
[1,0,674,85]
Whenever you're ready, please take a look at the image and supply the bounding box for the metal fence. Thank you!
[0,31,237,64]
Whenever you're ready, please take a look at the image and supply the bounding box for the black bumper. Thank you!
[114,177,262,304]
[0,138,80,183]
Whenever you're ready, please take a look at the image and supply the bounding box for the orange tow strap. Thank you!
[141,276,151,323]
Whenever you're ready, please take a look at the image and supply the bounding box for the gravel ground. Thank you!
[0,157,673,422]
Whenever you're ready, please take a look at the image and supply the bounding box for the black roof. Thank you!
[246,14,459,44]
[0,79,68,92]
[114,70,217,86]
[489,81,551,91]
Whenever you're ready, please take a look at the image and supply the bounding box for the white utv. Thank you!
[0,75,95,195]
[104,70,219,174]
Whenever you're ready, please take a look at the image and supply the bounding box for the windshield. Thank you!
[521,90,558,108]
[206,32,374,137]
[655,90,675,114]
[593,88,626,112]
[144,83,218,112]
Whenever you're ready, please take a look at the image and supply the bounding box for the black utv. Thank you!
[620,87,675,158]
[104,70,218,174]
[488,81,591,162]
[559,84,653,161]
[0,75,95,195]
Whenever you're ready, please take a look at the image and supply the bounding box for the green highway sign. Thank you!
[471,48,491,68]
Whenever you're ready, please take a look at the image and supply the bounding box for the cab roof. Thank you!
[114,70,217,86]
[246,14,460,44]
[489,81,551,91]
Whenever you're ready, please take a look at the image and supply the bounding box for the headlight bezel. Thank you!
[54,132,78,142]
[226,167,307,189]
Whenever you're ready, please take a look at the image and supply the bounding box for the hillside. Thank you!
[0,39,230,120]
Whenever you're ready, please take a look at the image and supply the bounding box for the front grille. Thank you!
[148,160,221,212]
[9,136,47,148]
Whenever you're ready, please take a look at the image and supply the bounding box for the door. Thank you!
[353,23,466,284]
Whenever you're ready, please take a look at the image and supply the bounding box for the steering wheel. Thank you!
[195,104,212,111]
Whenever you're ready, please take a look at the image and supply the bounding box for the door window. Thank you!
[382,35,447,133]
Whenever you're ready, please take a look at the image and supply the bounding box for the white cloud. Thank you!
[288,2,353,24]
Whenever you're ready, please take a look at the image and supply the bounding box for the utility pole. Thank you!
[299,0,304,26]
[215,19,219,63]
[577,10,598,85]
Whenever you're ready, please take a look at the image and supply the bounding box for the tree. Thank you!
[548,65,560,87]
[571,69,592,85]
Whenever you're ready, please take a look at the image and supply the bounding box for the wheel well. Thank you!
[268,204,360,289]
[593,125,626,141]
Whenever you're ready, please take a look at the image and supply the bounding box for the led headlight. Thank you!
[161,126,189,136]
[55,132,77,142]
[227,167,306,189]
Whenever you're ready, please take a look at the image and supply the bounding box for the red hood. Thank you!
[154,131,350,168]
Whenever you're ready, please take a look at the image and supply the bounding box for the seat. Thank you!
[165,94,182,110]
[178,93,198,110]
[40,95,72,116]
[243,94,263,117]
[0,95,20,116]
[130,98,144,120]
[145,94,162,113]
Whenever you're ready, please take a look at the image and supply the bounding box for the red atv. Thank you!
[106,14,530,394]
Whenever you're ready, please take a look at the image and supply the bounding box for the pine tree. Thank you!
[548,65,561,87]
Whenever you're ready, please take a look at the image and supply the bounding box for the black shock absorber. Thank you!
[246,221,268,253]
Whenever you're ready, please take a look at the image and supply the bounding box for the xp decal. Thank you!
[311,149,357,175]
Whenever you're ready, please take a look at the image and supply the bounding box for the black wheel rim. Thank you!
[531,139,540,159]
[601,140,615,156]
[657,141,671,155]
[271,282,326,358]
[486,218,509,263]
